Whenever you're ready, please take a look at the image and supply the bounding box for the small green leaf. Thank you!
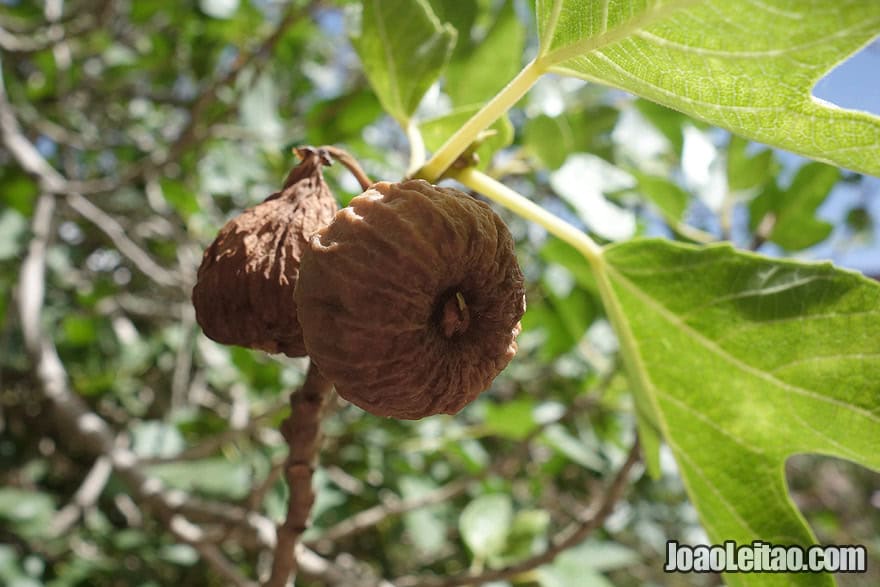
[523,106,619,169]
[61,315,99,346]
[484,398,538,440]
[459,494,513,559]
[541,424,604,471]
[750,162,839,251]
[0,545,42,587]
[160,180,200,220]
[351,0,456,126]
[0,173,38,215]
[632,172,689,221]
[727,135,776,192]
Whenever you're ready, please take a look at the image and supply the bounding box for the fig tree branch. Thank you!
[264,363,334,587]
[49,455,113,536]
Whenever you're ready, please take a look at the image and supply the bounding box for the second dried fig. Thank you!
[192,148,337,357]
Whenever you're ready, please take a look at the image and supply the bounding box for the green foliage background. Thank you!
[0,1,878,586]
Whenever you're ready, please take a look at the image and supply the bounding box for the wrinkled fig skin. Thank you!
[192,150,337,357]
[295,179,526,419]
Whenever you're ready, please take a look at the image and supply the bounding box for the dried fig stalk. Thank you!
[295,179,526,419]
[192,147,338,357]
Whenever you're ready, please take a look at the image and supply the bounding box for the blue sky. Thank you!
[797,39,880,275]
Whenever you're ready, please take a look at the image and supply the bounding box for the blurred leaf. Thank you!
[845,206,872,235]
[0,545,41,587]
[540,424,604,471]
[146,458,250,499]
[0,489,55,540]
[601,239,880,587]
[535,0,880,175]
[351,0,456,125]
[0,209,28,261]
[523,106,618,169]
[632,172,689,221]
[633,99,691,155]
[499,509,550,564]
[483,398,538,440]
[158,544,199,566]
[521,301,577,360]
[572,540,641,572]
[749,162,839,250]
[305,88,383,145]
[400,476,448,554]
[726,135,776,192]
[449,437,490,473]
[427,0,479,63]
[544,264,597,324]
[0,173,37,215]
[160,180,200,220]
[131,421,185,459]
[538,566,612,587]
[308,469,348,531]
[61,315,99,347]
[459,493,513,559]
[538,540,639,587]
[540,238,599,294]
[445,1,525,107]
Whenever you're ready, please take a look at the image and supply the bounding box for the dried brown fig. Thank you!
[192,147,337,357]
[295,179,525,419]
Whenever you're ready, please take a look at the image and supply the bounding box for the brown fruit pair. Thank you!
[193,150,525,419]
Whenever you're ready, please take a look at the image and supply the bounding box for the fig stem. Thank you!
[264,362,332,587]
[416,58,544,183]
[321,145,373,190]
[452,167,603,265]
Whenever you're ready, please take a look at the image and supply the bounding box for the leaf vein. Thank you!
[607,265,880,425]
